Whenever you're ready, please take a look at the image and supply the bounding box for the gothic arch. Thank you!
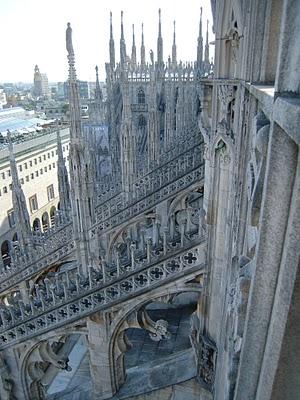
[108,284,204,393]
[106,212,156,261]
[20,326,87,400]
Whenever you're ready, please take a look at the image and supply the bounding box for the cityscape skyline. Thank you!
[0,0,213,83]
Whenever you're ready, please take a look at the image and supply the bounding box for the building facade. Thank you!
[0,1,299,400]
[33,65,50,99]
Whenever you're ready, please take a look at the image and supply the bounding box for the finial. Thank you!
[110,11,113,37]
[158,8,162,36]
[132,24,135,44]
[121,10,124,38]
[173,20,176,43]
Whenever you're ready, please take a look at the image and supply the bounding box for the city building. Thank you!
[33,65,49,98]
[0,1,299,400]
[0,88,7,109]
[0,127,70,254]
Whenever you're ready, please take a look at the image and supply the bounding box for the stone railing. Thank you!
[0,230,207,349]
[92,148,204,237]
[0,130,204,293]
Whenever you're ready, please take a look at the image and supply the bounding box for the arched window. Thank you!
[137,115,147,154]
[50,206,56,226]
[138,88,145,104]
[41,212,49,232]
[1,240,11,266]
[33,218,41,231]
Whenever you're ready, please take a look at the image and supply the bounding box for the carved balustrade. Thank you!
[0,129,204,296]
[0,227,207,350]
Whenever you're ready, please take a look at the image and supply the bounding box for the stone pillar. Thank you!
[87,313,114,400]
[234,123,298,400]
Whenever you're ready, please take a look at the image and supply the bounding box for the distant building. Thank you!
[33,65,49,98]
[0,89,7,109]
[0,107,27,121]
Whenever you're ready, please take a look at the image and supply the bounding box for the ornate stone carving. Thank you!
[0,354,16,400]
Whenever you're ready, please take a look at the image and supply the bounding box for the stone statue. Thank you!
[66,22,74,56]
[149,49,154,65]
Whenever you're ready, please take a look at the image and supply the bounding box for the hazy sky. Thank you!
[0,0,214,83]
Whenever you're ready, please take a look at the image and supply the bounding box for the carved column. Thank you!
[87,313,114,400]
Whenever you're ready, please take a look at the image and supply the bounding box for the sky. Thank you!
[0,0,214,83]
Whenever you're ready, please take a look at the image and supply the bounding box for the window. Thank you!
[44,166,47,172]
[52,162,55,168]
[43,155,46,161]
[49,164,52,170]
[39,156,42,163]
[138,88,145,104]
[47,153,50,159]
[40,168,43,175]
[47,184,55,201]
[29,194,38,213]
[35,171,39,177]
[20,178,24,184]
[9,184,12,190]
[34,158,37,165]
[31,173,34,179]
[7,209,15,228]
[7,170,11,177]
[3,186,7,193]
[1,172,5,179]
[18,165,22,172]
[51,151,54,157]
[63,146,65,152]
[26,175,29,182]
[24,162,28,169]
[29,161,33,167]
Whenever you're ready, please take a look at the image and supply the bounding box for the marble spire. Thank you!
[56,123,71,214]
[197,7,203,71]
[7,131,32,250]
[172,20,177,66]
[204,19,210,72]
[131,24,137,68]
[157,9,163,66]
[141,23,146,67]
[66,22,82,141]
[120,11,127,67]
[109,11,115,69]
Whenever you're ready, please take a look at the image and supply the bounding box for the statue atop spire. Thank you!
[172,20,177,66]
[157,8,163,67]
[65,23,82,140]
[109,11,115,69]
[141,23,146,67]
[197,7,203,72]
[120,11,127,68]
[131,24,137,68]
[66,22,74,57]
[204,19,210,73]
